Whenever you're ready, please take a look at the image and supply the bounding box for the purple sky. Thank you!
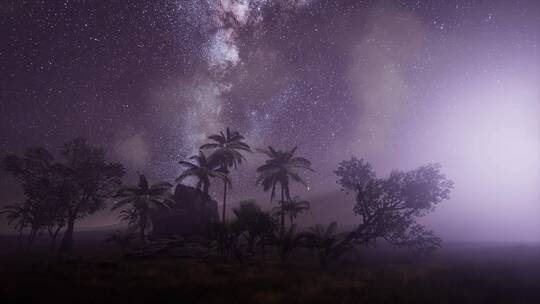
[1,0,539,241]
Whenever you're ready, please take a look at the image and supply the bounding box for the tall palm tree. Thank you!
[112,174,173,243]
[256,146,313,233]
[176,151,231,195]
[201,127,252,223]
[276,196,310,227]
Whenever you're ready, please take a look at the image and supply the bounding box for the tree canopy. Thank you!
[335,157,454,253]
[2,137,125,254]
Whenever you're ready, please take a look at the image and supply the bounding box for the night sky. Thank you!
[1,0,539,240]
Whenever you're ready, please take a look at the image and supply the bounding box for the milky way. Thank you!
[1,0,539,240]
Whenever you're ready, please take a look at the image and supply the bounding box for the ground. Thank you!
[0,234,539,303]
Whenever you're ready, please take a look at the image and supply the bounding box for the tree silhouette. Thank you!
[112,174,173,243]
[117,207,139,228]
[256,146,313,233]
[2,147,55,250]
[302,221,352,269]
[230,200,277,253]
[55,138,125,254]
[0,203,30,250]
[1,196,67,252]
[177,151,230,195]
[274,196,310,225]
[335,158,454,254]
[201,127,252,223]
[269,224,304,263]
[2,141,123,254]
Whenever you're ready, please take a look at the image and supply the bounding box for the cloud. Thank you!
[347,2,425,162]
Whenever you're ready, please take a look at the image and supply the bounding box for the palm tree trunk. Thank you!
[140,209,147,244]
[18,230,24,251]
[26,228,37,252]
[289,206,294,227]
[222,181,227,223]
[280,186,285,234]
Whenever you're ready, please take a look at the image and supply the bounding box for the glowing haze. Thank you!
[0,0,538,241]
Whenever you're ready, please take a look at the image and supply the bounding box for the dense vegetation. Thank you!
[1,128,453,269]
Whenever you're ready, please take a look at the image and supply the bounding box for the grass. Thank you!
[1,236,539,303]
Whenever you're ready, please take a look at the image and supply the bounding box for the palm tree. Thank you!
[176,151,231,195]
[275,196,310,227]
[256,146,313,233]
[0,203,30,250]
[201,127,252,223]
[112,174,173,243]
[269,224,304,263]
[117,207,139,228]
[302,221,353,269]
[231,200,276,253]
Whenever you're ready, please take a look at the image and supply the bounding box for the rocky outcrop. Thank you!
[150,184,219,238]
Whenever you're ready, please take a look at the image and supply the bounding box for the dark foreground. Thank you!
[1,235,539,304]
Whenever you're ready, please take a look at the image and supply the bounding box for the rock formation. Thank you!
[150,184,218,238]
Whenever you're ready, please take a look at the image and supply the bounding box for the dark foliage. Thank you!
[335,157,454,254]
[112,174,173,243]
[2,137,125,254]
[200,127,252,223]
[256,146,313,233]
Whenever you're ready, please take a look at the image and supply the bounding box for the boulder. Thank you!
[150,184,219,238]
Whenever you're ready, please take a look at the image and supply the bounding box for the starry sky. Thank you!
[1,0,539,240]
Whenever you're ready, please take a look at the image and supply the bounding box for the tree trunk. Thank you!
[59,217,76,254]
[18,230,24,251]
[280,186,285,235]
[50,226,62,251]
[289,205,294,227]
[222,181,228,223]
[26,228,37,252]
[320,255,328,270]
[139,209,147,244]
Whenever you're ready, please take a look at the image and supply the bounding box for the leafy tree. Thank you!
[201,127,252,223]
[56,138,125,253]
[3,138,125,254]
[2,147,56,250]
[177,151,230,195]
[302,221,353,269]
[3,147,65,251]
[1,198,66,252]
[256,146,313,233]
[112,174,173,243]
[335,158,454,254]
